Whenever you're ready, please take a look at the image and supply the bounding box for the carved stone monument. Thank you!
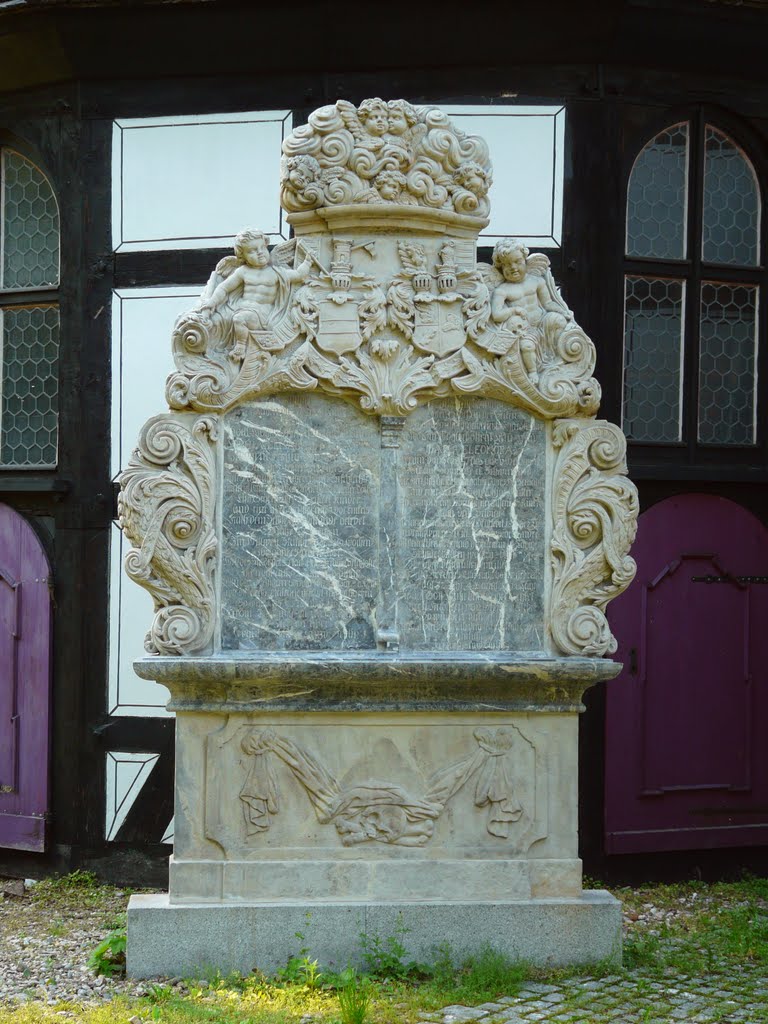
[120,99,638,977]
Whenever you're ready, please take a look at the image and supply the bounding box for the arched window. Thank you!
[0,148,60,467]
[622,118,763,450]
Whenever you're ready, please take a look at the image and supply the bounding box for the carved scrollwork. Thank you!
[165,228,602,421]
[550,420,639,657]
[238,726,527,846]
[117,415,218,655]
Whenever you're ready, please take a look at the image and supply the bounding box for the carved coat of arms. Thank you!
[413,295,466,356]
[315,295,363,355]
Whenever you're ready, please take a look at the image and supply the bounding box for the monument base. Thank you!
[126,891,621,979]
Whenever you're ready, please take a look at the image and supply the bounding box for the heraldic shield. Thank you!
[413,296,466,356]
[316,296,363,356]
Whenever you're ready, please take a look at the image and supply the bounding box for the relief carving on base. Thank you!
[117,415,218,655]
[235,726,530,848]
[549,420,639,657]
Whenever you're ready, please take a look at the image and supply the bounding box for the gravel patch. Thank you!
[1,876,768,1023]
[0,879,146,1006]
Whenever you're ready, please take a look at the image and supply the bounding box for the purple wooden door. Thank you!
[0,503,52,851]
[605,494,768,854]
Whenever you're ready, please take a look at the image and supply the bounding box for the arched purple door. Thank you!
[0,503,52,851]
[606,494,768,853]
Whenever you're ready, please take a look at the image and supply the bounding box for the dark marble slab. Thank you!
[220,395,547,654]
[221,396,380,651]
[398,401,545,651]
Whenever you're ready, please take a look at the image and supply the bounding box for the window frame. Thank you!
[0,140,61,471]
[621,106,768,473]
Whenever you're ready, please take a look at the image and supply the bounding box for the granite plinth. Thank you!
[133,653,621,711]
[127,891,622,978]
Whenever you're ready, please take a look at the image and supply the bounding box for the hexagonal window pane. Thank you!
[1,149,60,289]
[626,123,689,260]
[0,304,58,466]
[698,282,757,445]
[702,126,760,267]
[623,276,685,442]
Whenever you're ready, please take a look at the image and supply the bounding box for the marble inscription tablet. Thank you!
[221,396,380,650]
[221,395,547,653]
[399,402,546,651]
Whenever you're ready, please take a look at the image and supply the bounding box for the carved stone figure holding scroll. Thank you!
[200,229,312,361]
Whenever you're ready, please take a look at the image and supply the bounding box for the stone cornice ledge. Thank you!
[134,653,621,713]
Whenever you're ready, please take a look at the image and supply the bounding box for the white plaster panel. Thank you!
[108,522,171,715]
[448,106,565,245]
[105,751,159,840]
[112,111,290,251]
[110,287,199,714]
[111,287,199,478]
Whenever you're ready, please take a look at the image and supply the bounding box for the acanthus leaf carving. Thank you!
[549,419,639,656]
[237,726,530,847]
[117,415,218,656]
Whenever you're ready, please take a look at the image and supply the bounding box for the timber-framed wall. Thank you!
[0,0,766,885]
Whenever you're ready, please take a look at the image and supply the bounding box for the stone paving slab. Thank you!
[424,969,768,1024]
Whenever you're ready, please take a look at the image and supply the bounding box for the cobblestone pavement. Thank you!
[420,971,768,1024]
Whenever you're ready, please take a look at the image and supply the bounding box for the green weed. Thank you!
[360,923,430,981]
[337,969,372,1024]
[87,928,127,977]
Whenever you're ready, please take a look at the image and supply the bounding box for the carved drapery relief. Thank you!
[166,232,600,420]
[237,726,528,847]
[549,420,639,657]
[117,416,218,655]
[280,99,492,219]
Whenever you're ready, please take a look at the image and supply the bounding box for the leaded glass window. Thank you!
[0,148,59,467]
[622,118,762,450]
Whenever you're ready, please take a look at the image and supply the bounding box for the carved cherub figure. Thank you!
[488,238,571,382]
[491,239,564,327]
[200,229,312,362]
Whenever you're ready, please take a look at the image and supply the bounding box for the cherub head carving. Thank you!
[234,229,270,267]
[454,161,492,198]
[386,99,418,137]
[358,98,389,137]
[285,154,320,192]
[493,238,529,283]
[374,169,408,202]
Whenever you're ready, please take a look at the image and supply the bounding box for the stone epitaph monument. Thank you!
[120,99,638,976]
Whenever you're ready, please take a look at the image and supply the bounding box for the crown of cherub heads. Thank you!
[280,99,493,219]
